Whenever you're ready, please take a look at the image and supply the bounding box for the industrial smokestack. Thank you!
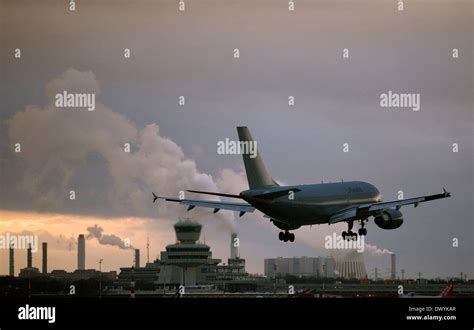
[230,233,238,259]
[42,242,48,274]
[134,249,140,268]
[390,253,396,280]
[9,245,14,276]
[78,234,85,270]
[27,243,32,268]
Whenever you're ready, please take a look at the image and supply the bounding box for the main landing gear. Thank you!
[342,220,367,241]
[271,220,298,243]
[279,231,295,242]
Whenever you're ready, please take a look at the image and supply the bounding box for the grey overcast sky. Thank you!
[0,0,472,278]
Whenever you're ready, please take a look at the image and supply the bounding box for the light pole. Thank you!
[99,259,103,297]
[322,264,327,291]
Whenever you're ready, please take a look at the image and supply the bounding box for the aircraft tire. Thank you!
[289,233,295,242]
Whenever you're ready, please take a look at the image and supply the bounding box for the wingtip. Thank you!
[442,188,451,197]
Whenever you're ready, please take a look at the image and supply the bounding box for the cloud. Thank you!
[45,69,101,100]
[6,68,241,233]
[216,168,248,195]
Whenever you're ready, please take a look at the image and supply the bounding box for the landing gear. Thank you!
[271,220,298,243]
[358,219,367,236]
[279,231,295,242]
[342,220,358,241]
[358,227,367,236]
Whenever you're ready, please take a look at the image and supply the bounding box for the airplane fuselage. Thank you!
[240,181,382,227]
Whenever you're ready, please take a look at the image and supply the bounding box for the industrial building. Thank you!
[42,242,47,274]
[117,219,252,289]
[78,234,85,270]
[9,245,14,276]
[17,235,116,281]
[17,243,41,278]
[334,259,367,279]
[264,256,336,278]
[332,250,367,279]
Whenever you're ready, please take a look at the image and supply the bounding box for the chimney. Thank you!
[27,243,32,268]
[230,233,238,259]
[134,249,140,268]
[390,254,396,280]
[42,242,48,274]
[9,245,14,276]
[78,234,85,270]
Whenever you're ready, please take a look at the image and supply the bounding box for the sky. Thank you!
[0,0,472,279]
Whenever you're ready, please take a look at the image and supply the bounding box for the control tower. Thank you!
[160,219,221,285]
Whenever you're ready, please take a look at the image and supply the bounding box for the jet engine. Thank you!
[374,209,404,229]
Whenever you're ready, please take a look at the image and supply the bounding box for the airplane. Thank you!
[152,126,451,243]
[399,284,454,298]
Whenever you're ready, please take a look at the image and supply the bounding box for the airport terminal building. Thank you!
[117,220,255,290]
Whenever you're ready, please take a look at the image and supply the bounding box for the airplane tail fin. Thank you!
[237,126,279,189]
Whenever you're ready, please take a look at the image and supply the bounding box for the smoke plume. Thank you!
[86,224,132,249]
[365,244,394,256]
[7,68,238,233]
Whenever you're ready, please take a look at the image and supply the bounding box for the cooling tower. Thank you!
[332,250,367,279]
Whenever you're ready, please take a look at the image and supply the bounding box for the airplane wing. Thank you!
[329,188,451,224]
[152,192,255,217]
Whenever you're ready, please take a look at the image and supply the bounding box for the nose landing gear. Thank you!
[278,231,295,242]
